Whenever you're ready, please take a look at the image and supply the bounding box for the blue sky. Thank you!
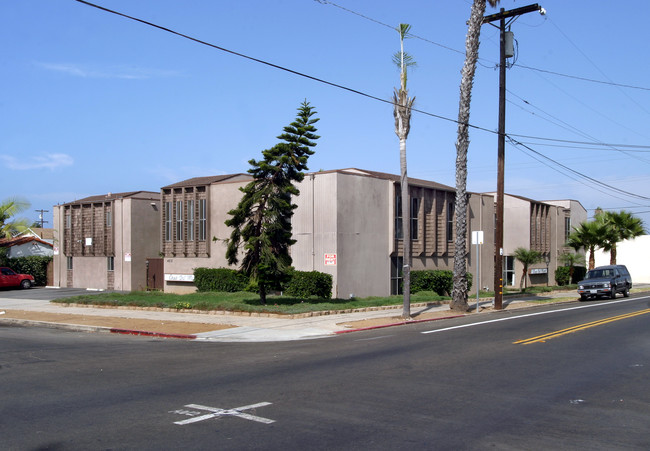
[3,0,649,228]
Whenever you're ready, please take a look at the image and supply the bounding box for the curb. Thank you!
[109,328,197,340]
[335,313,466,334]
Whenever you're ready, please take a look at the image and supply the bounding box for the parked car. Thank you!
[0,267,35,289]
[577,265,632,301]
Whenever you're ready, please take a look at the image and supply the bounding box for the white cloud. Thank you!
[36,62,180,80]
[0,153,74,171]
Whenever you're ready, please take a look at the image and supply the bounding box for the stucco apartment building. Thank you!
[486,193,587,287]
[161,169,495,298]
[52,191,161,291]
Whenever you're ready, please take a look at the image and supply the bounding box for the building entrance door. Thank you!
[146,258,164,291]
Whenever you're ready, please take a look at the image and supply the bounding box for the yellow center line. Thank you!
[514,308,650,345]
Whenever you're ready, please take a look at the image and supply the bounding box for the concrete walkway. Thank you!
[0,288,620,342]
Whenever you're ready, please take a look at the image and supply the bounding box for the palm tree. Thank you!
[566,220,607,270]
[601,210,645,264]
[450,0,499,312]
[393,23,416,319]
[558,251,585,283]
[513,247,542,291]
[0,197,30,239]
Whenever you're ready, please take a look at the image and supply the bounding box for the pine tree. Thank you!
[225,101,319,304]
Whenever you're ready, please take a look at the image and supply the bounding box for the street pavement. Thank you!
[0,287,617,342]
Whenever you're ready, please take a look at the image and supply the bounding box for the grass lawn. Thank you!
[51,285,577,315]
[51,290,451,315]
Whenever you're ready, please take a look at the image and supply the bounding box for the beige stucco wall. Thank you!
[292,172,391,298]
[467,193,496,292]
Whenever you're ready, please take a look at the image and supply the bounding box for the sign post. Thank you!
[471,231,484,313]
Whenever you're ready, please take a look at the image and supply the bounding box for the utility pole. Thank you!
[483,4,544,310]
[34,209,49,228]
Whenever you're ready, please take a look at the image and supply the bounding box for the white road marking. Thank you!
[422,297,647,335]
[172,402,275,425]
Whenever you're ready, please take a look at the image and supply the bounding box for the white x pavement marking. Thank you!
[173,402,275,425]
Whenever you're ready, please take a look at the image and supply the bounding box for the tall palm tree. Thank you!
[513,247,542,291]
[0,197,30,239]
[393,23,416,319]
[566,220,607,270]
[601,210,645,264]
[450,0,499,312]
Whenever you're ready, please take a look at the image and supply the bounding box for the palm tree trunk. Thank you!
[450,0,487,312]
[400,136,411,318]
[588,247,596,270]
[610,244,617,265]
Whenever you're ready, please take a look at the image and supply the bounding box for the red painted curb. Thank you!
[334,314,465,334]
[110,328,197,340]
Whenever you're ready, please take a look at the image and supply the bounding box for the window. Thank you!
[66,256,73,270]
[504,256,515,287]
[447,202,455,242]
[65,213,71,228]
[411,198,419,240]
[106,210,112,227]
[164,202,172,241]
[198,199,207,241]
[391,256,403,295]
[187,200,195,241]
[395,191,418,241]
[107,256,114,271]
[175,201,183,241]
[395,193,403,240]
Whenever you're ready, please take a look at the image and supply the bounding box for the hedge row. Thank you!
[0,254,52,286]
[193,267,333,299]
[410,270,473,296]
[194,267,248,292]
[284,270,332,299]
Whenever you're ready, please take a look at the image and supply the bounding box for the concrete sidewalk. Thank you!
[0,288,591,342]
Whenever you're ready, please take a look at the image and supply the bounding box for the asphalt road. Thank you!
[2,294,649,450]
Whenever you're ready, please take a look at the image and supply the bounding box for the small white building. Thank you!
[594,235,650,283]
[0,235,54,258]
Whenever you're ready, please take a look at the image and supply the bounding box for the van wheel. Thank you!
[610,287,617,299]
[624,285,630,297]
[580,295,588,302]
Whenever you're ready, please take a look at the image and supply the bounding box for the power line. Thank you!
[317,0,650,92]
[74,0,650,203]
[507,136,650,203]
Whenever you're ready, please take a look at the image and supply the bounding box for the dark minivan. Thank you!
[577,265,632,301]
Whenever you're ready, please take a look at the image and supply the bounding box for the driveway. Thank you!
[0,287,113,307]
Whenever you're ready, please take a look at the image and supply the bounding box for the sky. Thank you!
[2,0,650,229]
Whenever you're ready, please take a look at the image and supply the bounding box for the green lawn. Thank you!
[51,285,578,315]
[51,290,451,315]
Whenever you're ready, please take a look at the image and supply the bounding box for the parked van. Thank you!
[577,265,632,301]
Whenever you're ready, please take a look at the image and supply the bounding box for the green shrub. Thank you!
[411,270,472,296]
[5,256,52,286]
[555,266,571,286]
[193,267,248,292]
[284,270,333,299]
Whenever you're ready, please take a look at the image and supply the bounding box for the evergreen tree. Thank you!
[225,101,319,304]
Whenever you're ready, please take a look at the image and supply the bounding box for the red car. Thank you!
[0,267,34,289]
